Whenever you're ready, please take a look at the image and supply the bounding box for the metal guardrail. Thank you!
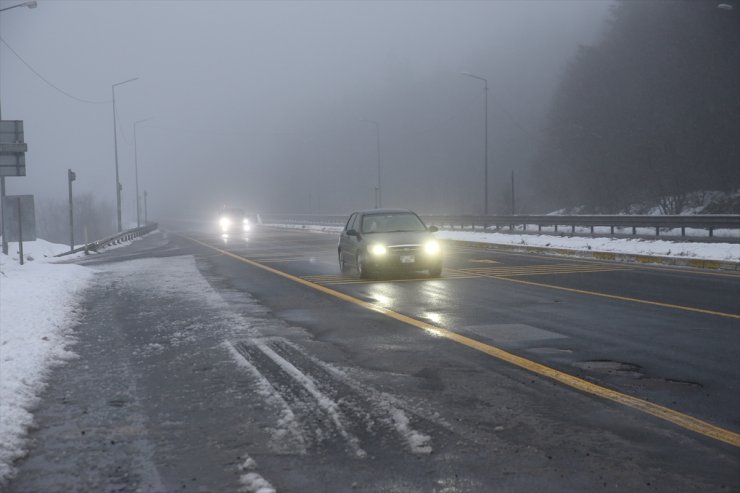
[259,214,740,240]
[54,222,158,257]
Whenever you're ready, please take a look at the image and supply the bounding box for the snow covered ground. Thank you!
[0,240,94,483]
[265,223,740,262]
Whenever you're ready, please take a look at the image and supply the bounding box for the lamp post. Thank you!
[461,71,489,215]
[68,169,76,251]
[112,77,138,232]
[133,117,152,228]
[0,0,37,255]
[360,119,382,209]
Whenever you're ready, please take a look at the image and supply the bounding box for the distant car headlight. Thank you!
[424,241,440,255]
[219,217,232,229]
[369,244,387,255]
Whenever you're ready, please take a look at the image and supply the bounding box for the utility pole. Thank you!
[511,170,515,215]
[0,1,37,254]
[360,119,382,209]
[143,190,148,225]
[111,77,138,232]
[68,169,76,251]
[133,117,152,228]
[461,72,489,215]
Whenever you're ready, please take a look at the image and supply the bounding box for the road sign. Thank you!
[2,194,36,242]
[0,120,27,177]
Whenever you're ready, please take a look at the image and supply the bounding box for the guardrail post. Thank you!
[632,226,636,235]
[538,224,542,232]
[655,226,660,236]
[709,227,714,238]
[571,225,575,234]
[681,226,685,237]
[610,226,614,235]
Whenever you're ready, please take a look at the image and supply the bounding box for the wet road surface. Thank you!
[7,226,739,492]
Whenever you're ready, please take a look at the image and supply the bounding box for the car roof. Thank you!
[356,208,415,215]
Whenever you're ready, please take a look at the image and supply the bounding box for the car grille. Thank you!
[387,244,422,254]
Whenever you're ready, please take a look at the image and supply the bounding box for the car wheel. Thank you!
[357,253,371,279]
[339,250,349,274]
[429,264,442,278]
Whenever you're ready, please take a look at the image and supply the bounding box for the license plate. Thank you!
[400,255,415,264]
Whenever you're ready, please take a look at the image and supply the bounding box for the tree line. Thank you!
[35,194,116,246]
[530,0,739,214]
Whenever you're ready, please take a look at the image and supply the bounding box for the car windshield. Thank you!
[361,213,426,234]
[222,208,244,217]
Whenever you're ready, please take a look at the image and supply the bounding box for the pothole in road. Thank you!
[574,360,644,378]
[528,347,574,355]
[573,360,703,391]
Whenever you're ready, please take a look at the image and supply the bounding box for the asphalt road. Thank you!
[8,224,740,492]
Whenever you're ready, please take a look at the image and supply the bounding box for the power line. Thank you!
[0,35,110,104]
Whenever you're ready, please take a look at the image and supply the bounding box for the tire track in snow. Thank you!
[231,337,438,459]
[233,340,367,458]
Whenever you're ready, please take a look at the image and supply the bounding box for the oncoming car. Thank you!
[338,209,442,278]
[217,207,252,234]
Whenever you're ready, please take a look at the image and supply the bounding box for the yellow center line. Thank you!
[444,268,738,318]
[448,243,740,278]
[483,275,740,319]
[181,234,740,448]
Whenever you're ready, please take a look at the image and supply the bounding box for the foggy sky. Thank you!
[0,0,613,222]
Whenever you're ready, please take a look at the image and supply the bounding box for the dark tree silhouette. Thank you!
[531,0,740,213]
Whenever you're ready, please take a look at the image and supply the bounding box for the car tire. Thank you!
[339,250,349,274]
[357,253,371,279]
[429,264,442,278]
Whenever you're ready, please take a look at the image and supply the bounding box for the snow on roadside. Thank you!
[238,454,276,493]
[436,230,740,262]
[0,240,95,485]
[263,223,739,262]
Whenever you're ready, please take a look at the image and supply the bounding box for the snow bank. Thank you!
[437,231,740,262]
[0,240,95,485]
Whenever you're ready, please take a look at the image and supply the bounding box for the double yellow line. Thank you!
[184,235,740,447]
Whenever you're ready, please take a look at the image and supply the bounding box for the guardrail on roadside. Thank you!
[54,223,158,257]
[259,214,740,240]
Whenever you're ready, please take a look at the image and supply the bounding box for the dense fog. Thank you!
[2,0,638,226]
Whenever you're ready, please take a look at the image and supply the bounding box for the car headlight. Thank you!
[369,244,387,255]
[219,217,232,229]
[424,241,440,255]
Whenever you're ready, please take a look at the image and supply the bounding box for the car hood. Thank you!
[360,231,435,246]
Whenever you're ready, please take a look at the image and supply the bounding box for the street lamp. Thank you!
[360,119,382,209]
[461,71,489,215]
[112,77,138,232]
[0,0,36,255]
[133,117,152,228]
[0,1,36,12]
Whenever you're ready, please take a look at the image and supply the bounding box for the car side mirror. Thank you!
[428,226,438,233]
[346,229,358,236]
